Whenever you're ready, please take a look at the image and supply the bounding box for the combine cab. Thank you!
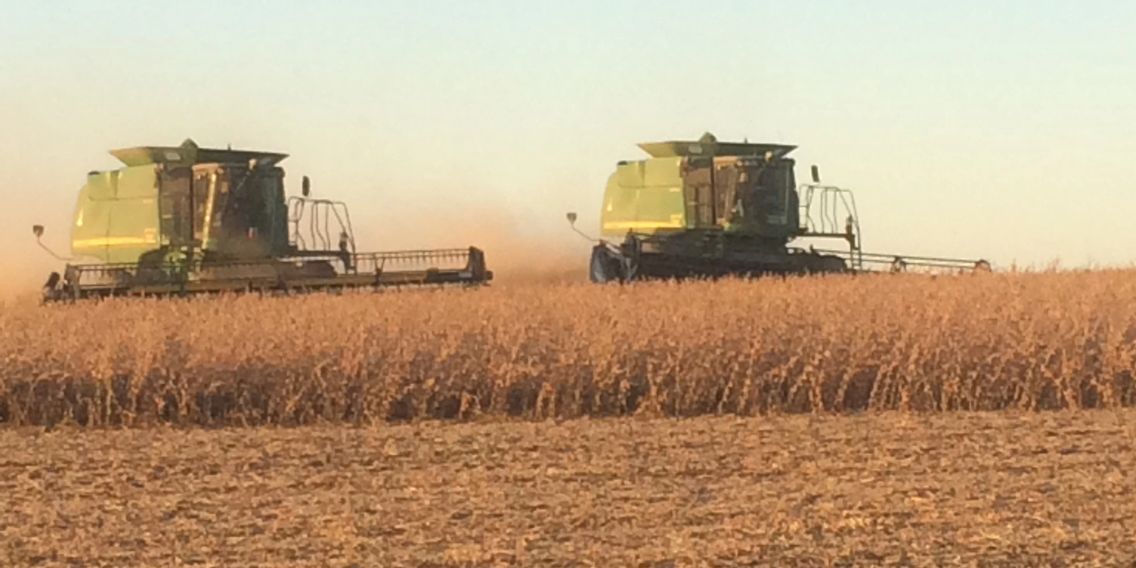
[571,133,988,282]
[37,139,491,301]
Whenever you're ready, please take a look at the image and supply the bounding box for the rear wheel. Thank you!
[800,254,847,275]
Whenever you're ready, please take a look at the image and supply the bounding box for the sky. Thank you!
[1,1,1133,294]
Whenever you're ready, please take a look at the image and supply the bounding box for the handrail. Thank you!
[287,196,357,257]
[798,183,863,270]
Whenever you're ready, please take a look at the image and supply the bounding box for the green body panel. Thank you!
[602,158,686,236]
[71,166,160,263]
[70,139,292,265]
[601,135,801,242]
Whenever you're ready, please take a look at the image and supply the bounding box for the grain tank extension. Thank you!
[37,139,492,300]
[570,133,989,282]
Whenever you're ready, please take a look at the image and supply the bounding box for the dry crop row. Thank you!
[1,270,1134,427]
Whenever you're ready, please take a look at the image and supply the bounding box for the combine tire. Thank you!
[805,255,848,274]
[589,245,624,283]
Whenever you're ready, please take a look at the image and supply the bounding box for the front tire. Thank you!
[589,246,622,283]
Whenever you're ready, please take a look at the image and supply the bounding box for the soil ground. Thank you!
[2,411,1135,566]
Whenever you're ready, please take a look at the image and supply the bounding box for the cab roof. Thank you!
[110,138,288,167]
[638,132,796,159]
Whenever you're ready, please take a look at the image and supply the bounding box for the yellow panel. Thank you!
[644,157,681,187]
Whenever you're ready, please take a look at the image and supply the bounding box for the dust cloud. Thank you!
[356,206,591,286]
[1,250,56,303]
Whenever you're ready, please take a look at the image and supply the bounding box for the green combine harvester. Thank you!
[569,133,989,282]
[36,139,492,301]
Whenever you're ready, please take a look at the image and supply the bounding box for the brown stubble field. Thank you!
[2,412,1135,566]
[2,269,1136,565]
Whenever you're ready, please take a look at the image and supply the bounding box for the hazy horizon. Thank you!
[2,1,1133,296]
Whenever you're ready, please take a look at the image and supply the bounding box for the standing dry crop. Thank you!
[0,269,1133,427]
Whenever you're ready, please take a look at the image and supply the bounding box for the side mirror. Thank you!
[565,211,599,243]
[811,165,821,184]
[32,225,44,238]
[301,176,311,197]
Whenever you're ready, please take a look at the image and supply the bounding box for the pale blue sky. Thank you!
[2,1,1133,291]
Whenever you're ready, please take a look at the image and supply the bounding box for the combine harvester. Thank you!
[36,139,492,301]
[569,133,989,282]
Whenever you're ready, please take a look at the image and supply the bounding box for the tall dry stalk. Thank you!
[1,269,1134,427]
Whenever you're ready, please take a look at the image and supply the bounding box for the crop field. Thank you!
[3,270,1136,565]
[1,269,1135,426]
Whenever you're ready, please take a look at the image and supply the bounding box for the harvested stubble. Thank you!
[1,270,1134,427]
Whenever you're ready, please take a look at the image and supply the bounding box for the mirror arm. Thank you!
[565,212,600,243]
[32,225,75,262]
